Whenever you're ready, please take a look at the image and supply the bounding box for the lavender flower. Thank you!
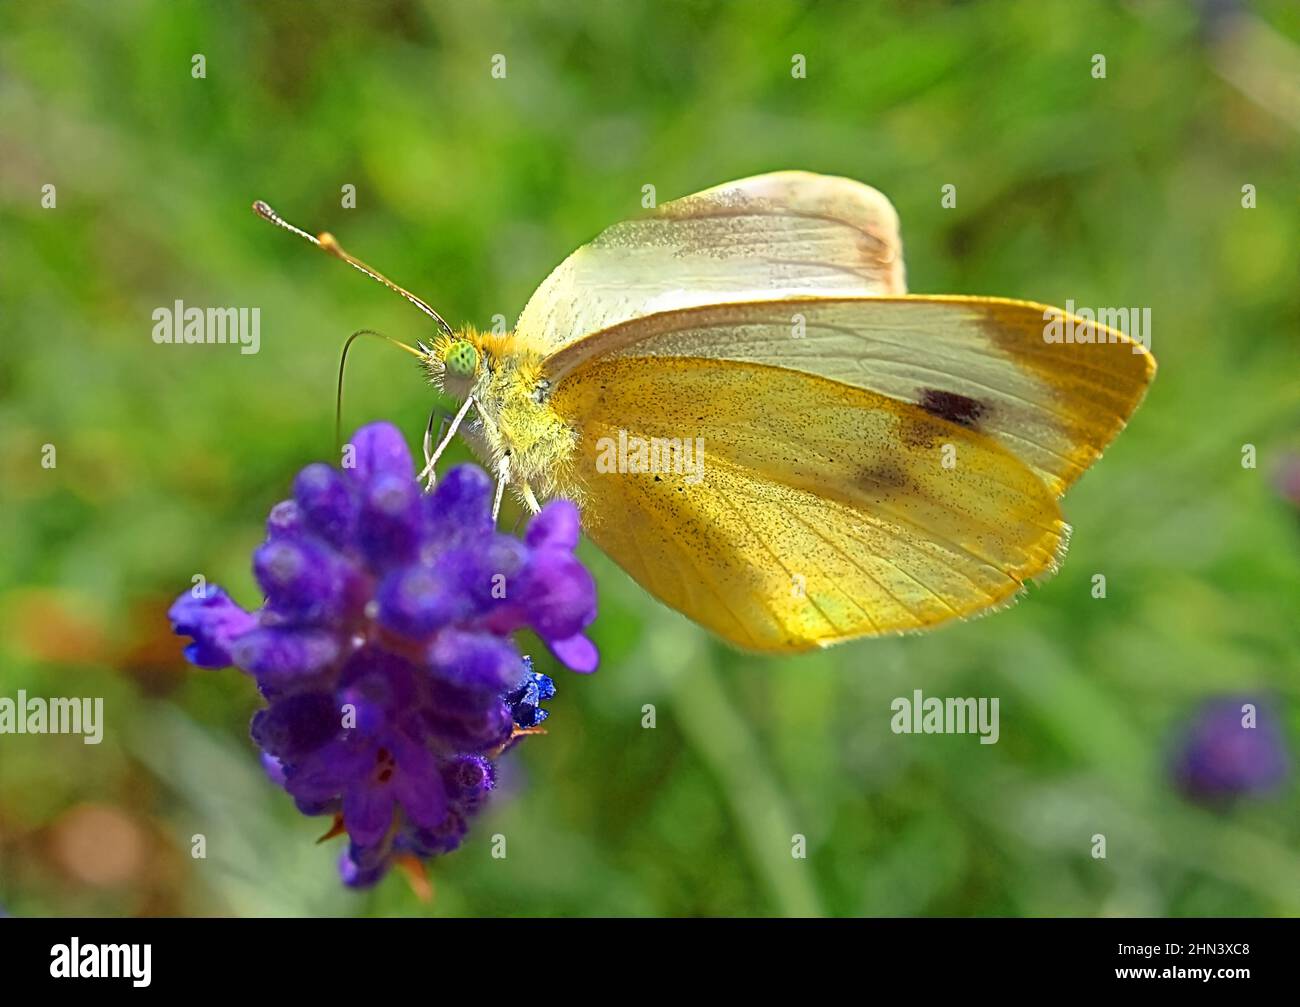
[505,656,555,729]
[1171,695,1290,804]
[169,422,597,887]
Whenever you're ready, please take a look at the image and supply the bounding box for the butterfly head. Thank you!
[425,330,491,397]
[442,338,480,379]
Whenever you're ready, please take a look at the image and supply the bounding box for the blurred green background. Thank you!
[1,0,1298,917]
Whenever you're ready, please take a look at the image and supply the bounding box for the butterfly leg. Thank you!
[520,481,542,515]
[491,452,512,522]
[508,481,542,534]
[421,407,450,492]
[417,394,475,487]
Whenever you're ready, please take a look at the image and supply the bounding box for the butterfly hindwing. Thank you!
[553,351,1067,651]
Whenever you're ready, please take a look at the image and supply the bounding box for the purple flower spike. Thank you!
[429,631,525,693]
[340,845,389,889]
[442,755,496,810]
[376,563,463,639]
[357,475,423,570]
[231,628,341,689]
[253,538,357,624]
[525,498,581,551]
[425,465,496,548]
[549,633,599,675]
[344,422,415,486]
[169,421,597,887]
[294,463,357,546]
[266,499,304,539]
[1171,695,1290,804]
[166,586,257,668]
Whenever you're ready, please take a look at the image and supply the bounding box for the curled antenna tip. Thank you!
[250,199,455,338]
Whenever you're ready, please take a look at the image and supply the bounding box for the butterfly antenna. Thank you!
[336,329,426,448]
[252,200,455,339]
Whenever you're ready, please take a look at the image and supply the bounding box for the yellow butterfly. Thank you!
[254,171,1155,653]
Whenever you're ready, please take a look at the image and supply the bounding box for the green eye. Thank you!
[443,339,479,378]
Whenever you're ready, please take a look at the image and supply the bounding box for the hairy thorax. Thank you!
[434,329,582,505]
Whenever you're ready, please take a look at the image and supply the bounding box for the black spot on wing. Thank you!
[919,389,985,429]
[854,461,910,501]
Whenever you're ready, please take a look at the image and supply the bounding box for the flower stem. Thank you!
[649,632,825,917]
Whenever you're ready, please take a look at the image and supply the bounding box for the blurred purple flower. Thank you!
[1171,695,1290,804]
[1273,451,1300,511]
[168,422,597,887]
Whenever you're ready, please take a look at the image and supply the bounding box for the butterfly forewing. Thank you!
[514,171,907,359]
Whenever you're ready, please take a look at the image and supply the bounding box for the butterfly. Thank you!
[254,171,1155,653]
